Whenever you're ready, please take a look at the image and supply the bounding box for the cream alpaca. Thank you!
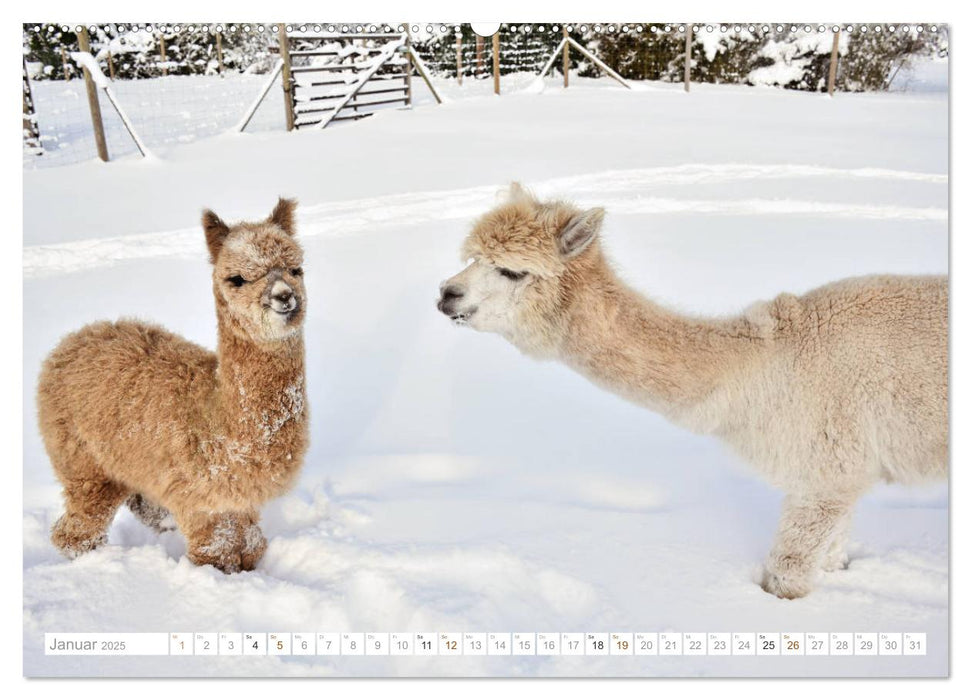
[438,184,947,599]
[38,199,309,573]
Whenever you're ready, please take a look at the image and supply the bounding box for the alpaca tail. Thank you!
[126,494,174,533]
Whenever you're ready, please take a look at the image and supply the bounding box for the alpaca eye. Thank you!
[227,275,248,287]
[291,267,303,277]
[498,268,528,281]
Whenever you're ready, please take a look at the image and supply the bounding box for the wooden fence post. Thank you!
[404,25,413,107]
[563,25,569,87]
[235,60,283,132]
[277,24,295,131]
[456,31,463,85]
[565,37,631,89]
[215,31,225,75]
[61,46,70,80]
[684,24,692,92]
[77,27,109,161]
[476,35,484,78]
[159,33,168,76]
[492,30,500,94]
[106,50,115,80]
[408,46,443,104]
[827,27,840,95]
[23,58,41,152]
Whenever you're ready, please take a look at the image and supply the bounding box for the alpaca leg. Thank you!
[51,474,129,558]
[179,511,264,574]
[180,512,244,573]
[761,495,855,599]
[238,511,268,572]
[821,510,853,572]
[126,494,174,532]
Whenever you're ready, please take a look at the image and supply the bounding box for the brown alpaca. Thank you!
[438,183,947,598]
[37,199,309,573]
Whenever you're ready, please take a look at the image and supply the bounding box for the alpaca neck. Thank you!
[556,258,756,429]
[213,322,306,445]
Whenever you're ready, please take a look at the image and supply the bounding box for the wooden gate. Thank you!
[278,28,415,130]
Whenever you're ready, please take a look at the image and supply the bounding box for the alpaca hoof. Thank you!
[187,518,266,574]
[760,569,812,599]
[187,549,244,574]
[51,515,108,559]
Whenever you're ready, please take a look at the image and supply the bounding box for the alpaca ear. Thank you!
[202,209,230,262]
[505,181,536,204]
[268,197,297,236]
[558,207,605,258]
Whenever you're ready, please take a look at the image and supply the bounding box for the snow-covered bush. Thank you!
[839,25,948,91]
[22,24,274,80]
[577,25,683,81]
[564,23,946,91]
[23,25,79,80]
[747,30,846,91]
[677,26,763,84]
[747,25,947,92]
[577,24,762,83]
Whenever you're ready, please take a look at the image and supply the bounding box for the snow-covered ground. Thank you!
[23,71,948,677]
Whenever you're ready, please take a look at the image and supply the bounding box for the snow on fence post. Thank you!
[492,30,500,94]
[76,28,109,162]
[684,24,693,92]
[71,50,153,159]
[456,31,463,85]
[827,27,840,96]
[563,25,570,87]
[277,24,295,131]
[22,57,41,153]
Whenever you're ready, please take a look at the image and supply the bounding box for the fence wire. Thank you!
[24,73,285,168]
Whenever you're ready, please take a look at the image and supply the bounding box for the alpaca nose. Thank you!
[273,290,296,311]
[268,280,298,314]
[437,284,465,314]
[441,285,464,302]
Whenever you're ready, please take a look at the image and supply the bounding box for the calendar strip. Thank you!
[44,632,927,656]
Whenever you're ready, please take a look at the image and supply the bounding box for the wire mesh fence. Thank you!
[23,23,287,169]
[25,73,286,168]
[412,25,567,82]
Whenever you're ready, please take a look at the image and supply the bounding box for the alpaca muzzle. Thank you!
[437,284,468,319]
[271,295,298,315]
[265,279,299,317]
